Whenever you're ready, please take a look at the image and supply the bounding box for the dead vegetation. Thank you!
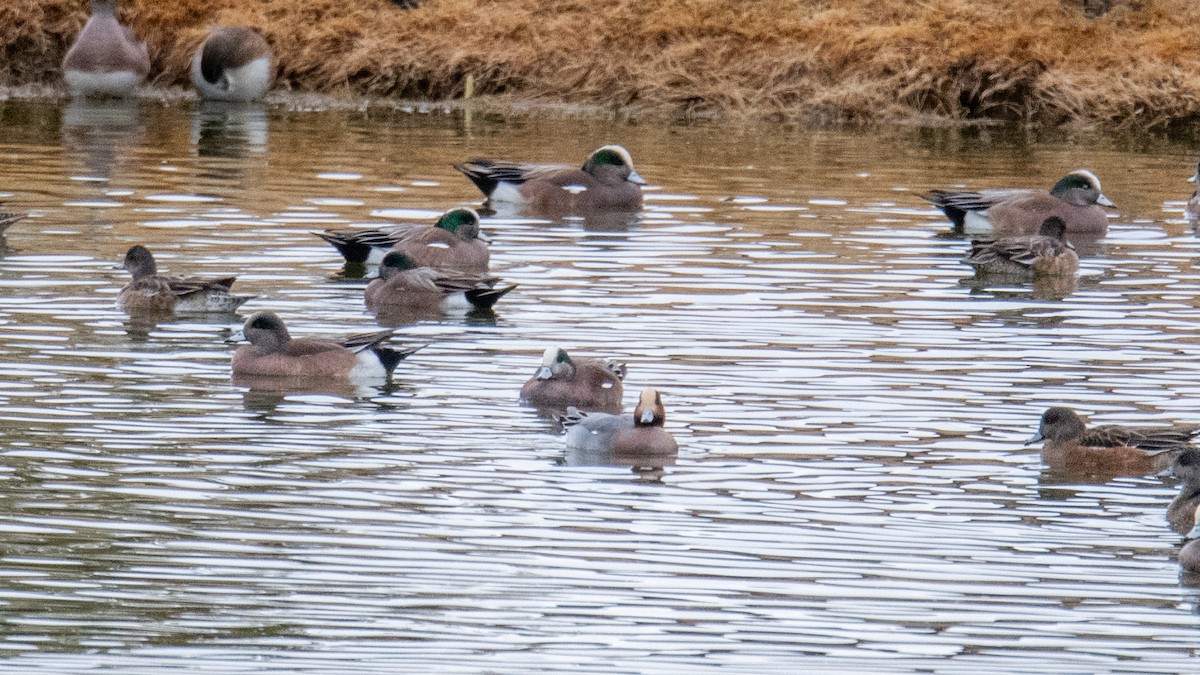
[4,0,1200,126]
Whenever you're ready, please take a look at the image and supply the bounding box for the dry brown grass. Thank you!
[6,0,1200,126]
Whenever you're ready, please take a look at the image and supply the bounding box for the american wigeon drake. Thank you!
[558,388,678,456]
[1181,504,1200,573]
[0,212,27,234]
[62,0,151,98]
[364,252,516,312]
[520,347,626,412]
[962,216,1079,278]
[1027,407,1199,476]
[924,170,1114,234]
[1168,449,1200,534]
[454,145,646,212]
[230,311,421,380]
[118,245,253,314]
[1185,161,1200,223]
[190,27,274,102]
[316,207,489,272]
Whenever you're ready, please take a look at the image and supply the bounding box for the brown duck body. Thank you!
[520,348,625,412]
[117,246,251,314]
[390,226,489,274]
[560,388,678,456]
[231,311,418,380]
[454,145,645,213]
[1030,407,1199,476]
[924,170,1113,235]
[963,217,1078,278]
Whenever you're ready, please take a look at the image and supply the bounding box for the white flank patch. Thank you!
[349,350,387,381]
[65,70,143,97]
[963,211,995,234]
[562,184,588,195]
[489,182,525,204]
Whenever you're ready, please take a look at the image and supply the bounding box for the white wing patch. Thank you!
[562,184,588,195]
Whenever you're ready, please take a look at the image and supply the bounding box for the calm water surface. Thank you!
[0,99,1198,672]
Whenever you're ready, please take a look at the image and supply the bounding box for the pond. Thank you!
[0,98,1198,672]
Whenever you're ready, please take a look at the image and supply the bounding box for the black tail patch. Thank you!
[465,284,517,309]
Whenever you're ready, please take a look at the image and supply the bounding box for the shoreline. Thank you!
[9,1,1200,129]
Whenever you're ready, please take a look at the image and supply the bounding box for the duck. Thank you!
[1167,449,1200,534]
[520,347,626,412]
[1027,406,1200,476]
[62,0,151,98]
[316,207,489,272]
[962,216,1078,277]
[118,245,253,314]
[1185,161,1200,223]
[190,27,274,102]
[924,170,1114,234]
[454,145,645,212]
[230,311,421,380]
[1182,503,1200,574]
[0,211,27,234]
[364,252,516,312]
[557,388,678,456]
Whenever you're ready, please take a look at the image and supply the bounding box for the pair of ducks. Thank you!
[518,347,676,456]
[926,169,1113,280]
[63,0,272,101]
[1028,407,1200,572]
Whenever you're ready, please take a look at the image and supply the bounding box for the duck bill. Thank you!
[639,409,655,424]
[536,366,553,380]
[1097,194,1115,208]
[227,328,246,343]
[1025,430,1044,446]
[1188,524,1200,539]
[627,170,647,186]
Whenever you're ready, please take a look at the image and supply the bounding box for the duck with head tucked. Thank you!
[316,207,489,272]
[454,145,646,212]
[1027,406,1200,476]
[230,311,421,380]
[62,0,151,98]
[924,170,1114,235]
[963,216,1078,278]
[1167,449,1200,534]
[520,347,626,413]
[364,252,516,313]
[118,245,253,314]
[558,388,678,459]
[191,27,274,102]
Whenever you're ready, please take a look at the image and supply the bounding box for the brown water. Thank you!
[0,98,1199,672]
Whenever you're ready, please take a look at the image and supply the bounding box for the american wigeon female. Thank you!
[364,252,516,312]
[454,145,646,212]
[1185,162,1200,223]
[118,245,253,314]
[1168,450,1200,534]
[1181,504,1200,574]
[962,216,1079,277]
[558,388,678,456]
[0,211,27,234]
[316,208,489,271]
[230,311,421,380]
[62,0,151,98]
[924,170,1114,234]
[1027,406,1199,476]
[520,347,626,412]
[190,27,274,102]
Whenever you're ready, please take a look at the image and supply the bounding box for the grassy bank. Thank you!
[4,0,1200,127]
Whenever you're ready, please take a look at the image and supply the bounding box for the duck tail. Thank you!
[314,230,374,264]
[374,343,425,376]
[453,160,501,198]
[465,283,518,309]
